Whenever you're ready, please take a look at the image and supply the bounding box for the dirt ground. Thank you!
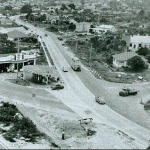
[16,104,145,149]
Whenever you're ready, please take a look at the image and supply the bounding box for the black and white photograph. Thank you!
[0,0,150,149]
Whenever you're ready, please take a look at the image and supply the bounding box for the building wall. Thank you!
[129,42,150,52]
[113,58,126,68]
[75,23,91,32]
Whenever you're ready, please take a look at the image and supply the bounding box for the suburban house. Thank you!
[0,52,38,73]
[75,22,91,35]
[0,18,12,25]
[113,52,138,68]
[122,34,150,52]
[113,52,148,68]
[23,65,59,84]
[7,30,28,41]
[45,14,59,24]
[90,24,117,34]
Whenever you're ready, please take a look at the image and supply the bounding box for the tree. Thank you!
[68,3,76,10]
[127,56,145,71]
[68,23,76,31]
[60,4,68,11]
[138,9,145,18]
[137,47,150,56]
[20,4,32,13]
[5,5,12,10]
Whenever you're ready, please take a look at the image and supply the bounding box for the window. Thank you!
[139,44,141,47]
[134,45,136,48]
[130,43,132,47]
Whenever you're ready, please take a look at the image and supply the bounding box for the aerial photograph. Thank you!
[0,0,150,149]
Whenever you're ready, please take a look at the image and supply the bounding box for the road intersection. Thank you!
[7,16,150,148]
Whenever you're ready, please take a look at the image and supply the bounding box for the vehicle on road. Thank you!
[71,57,81,71]
[57,37,63,41]
[95,96,106,105]
[119,87,139,96]
[63,66,68,72]
[51,84,64,90]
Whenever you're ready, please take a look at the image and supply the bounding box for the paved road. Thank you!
[46,31,150,130]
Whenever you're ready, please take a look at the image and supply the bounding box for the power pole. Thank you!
[17,38,20,82]
[90,43,92,62]
[76,40,78,52]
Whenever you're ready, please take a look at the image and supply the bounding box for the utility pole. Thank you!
[16,38,20,82]
[90,43,92,62]
[76,40,78,52]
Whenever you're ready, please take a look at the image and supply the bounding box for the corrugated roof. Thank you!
[23,65,54,76]
[7,30,28,38]
[113,52,137,61]
[130,35,150,43]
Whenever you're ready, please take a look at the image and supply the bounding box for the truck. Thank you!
[71,57,81,71]
[119,87,139,97]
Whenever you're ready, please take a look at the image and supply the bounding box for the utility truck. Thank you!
[71,57,81,71]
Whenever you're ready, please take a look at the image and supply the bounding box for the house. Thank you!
[7,30,28,41]
[0,52,38,73]
[0,18,12,25]
[46,14,59,24]
[113,52,138,68]
[97,25,117,33]
[75,22,91,35]
[23,65,59,84]
[122,34,150,52]
[90,24,117,34]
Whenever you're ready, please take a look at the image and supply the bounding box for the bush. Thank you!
[144,100,150,110]
[87,129,96,136]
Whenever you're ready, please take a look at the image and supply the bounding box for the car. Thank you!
[119,87,139,96]
[51,84,64,90]
[57,37,63,41]
[63,66,68,72]
[45,34,48,36]
[95,96,106,105]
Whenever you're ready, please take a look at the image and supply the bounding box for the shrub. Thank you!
[144,100,150,110]
[87,129,96,136]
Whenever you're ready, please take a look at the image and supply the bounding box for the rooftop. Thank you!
[113,52,138,61]
[23,65,54,76]
[130,35,150,43]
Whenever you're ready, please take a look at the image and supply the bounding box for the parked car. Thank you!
[51,84,64,90]
[95,96,106,105]
[63,66,68,72]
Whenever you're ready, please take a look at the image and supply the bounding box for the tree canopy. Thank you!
[68,3,76,10]
[137,47,150,56]
[127,56,145,71]
[20,4,32,13]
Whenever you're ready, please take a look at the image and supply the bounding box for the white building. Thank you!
[0,52,38,73]
[129,35,150,52]
[96,25,117,33]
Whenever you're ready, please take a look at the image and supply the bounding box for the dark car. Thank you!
[119,87,139,96]
[51,84,64,90]
[57,37,63,41]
